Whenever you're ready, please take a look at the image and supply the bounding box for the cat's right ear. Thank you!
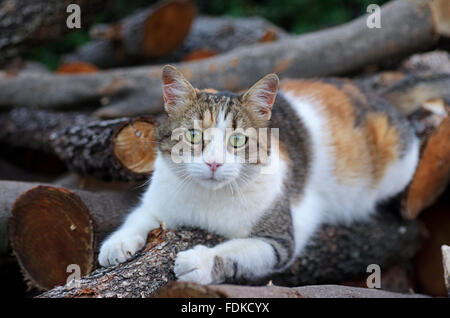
[161,65,196,115]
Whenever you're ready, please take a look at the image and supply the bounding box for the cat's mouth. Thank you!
[197,175,229,190]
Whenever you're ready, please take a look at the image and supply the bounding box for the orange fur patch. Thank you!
[280,79,399,186]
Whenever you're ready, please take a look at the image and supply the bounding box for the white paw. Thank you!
[98,231,146,267]
[174,245,214,284]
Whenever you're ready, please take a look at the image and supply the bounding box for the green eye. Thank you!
[229,133,247,148]
[185,129,202,144]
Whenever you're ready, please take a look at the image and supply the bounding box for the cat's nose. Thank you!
[206,161,222,172]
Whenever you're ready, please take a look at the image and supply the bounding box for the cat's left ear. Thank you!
[242,74,279,120]
[161,65,196,114]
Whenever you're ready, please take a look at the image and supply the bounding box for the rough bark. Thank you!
[0,0,111,65]
[65,15,289,68]
[38,208,421,297]
[154,281,429,298]
[63,0,197,68]
[0,0,439,117]
[7,183,139,290]
[442,245,450,297]
[0,108,157,181]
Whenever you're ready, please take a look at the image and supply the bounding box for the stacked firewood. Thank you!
[0,0,449,298]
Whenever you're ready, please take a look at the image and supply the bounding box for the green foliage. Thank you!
[198,0,389,34]
[27,31,91,70]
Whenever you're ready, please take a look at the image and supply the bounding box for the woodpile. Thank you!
[0,0,449,299]
[0,109,157,181]
[0,0,440,118]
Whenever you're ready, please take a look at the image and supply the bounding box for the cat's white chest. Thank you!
[142,155,285,238]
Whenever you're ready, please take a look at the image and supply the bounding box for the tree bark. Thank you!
[154,281,429,298]
[0,0,439,117]
[63,0,197,68]
[0,0,111,65]
[0,108,157,181]
[65,15,289,68]
[7,182,139,290]
[37,207,421,297]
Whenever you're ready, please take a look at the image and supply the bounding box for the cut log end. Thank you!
[9,186,95,290]
[143,0,196,57]
[113,119,157,175]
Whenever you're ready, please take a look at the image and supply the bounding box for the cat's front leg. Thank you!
[98,204,159,267]
[174,236,293,284]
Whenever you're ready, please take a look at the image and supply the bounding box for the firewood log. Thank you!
[154,281,429,298]
[63,0,196,68]
[0,109,157,181]
[6,182,138,290]
[65,15,289,68]
[29,201,421,296]
[0,0,440,117]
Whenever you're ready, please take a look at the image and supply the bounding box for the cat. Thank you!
[98,65,419,284]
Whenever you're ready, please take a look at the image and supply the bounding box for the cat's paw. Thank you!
[174,245,215,284]
[98,231,146,267]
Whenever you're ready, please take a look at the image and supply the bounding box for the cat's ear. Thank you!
[161,65,196,114]
[242,74,279,120]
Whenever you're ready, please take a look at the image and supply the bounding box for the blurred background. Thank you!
[26,0,389,70]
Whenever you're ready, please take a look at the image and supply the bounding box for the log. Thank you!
[442,245,450,297]
[65,15,289,68]
[0,0,439,117]
[63,0,197,68]
[401,113,450,219]
[431,0,450,37]
[0,181,43,256]
[154,281,429,298]
[413,192,450,297]
[37,207,421,297]
[7,183,138,290]
[0,108,157,181]
[0,0,111,66]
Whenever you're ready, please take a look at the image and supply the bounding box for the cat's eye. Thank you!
[185,129,202,144]
[229,133,247,148]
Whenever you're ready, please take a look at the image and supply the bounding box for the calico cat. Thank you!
[98,65,419,284]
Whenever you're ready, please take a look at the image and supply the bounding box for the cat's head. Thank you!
[155,65,279,190]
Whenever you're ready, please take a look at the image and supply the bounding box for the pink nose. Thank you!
[206,161,222,172]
